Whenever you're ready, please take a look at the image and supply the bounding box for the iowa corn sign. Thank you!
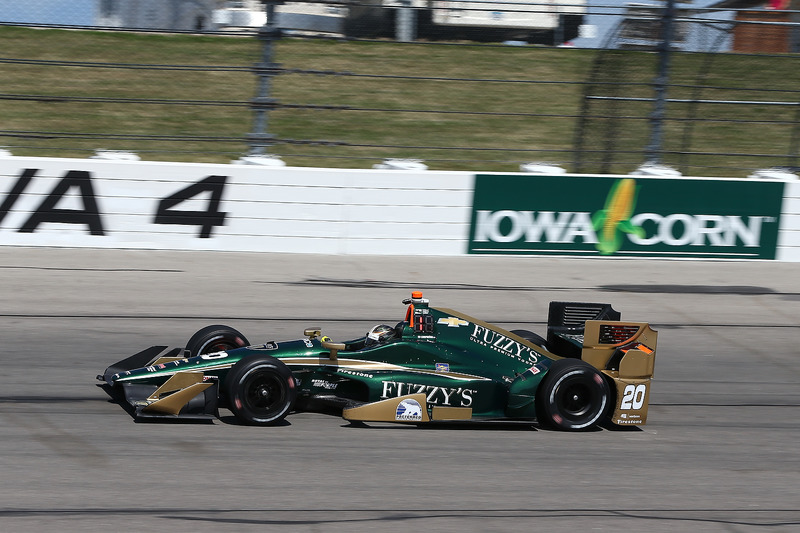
[468,175,784,259]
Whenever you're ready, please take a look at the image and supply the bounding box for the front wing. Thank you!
[98,347,219,420]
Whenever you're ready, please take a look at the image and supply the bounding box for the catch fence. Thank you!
[0,0,798,176]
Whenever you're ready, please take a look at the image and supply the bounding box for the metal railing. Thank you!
[0,0,798,176]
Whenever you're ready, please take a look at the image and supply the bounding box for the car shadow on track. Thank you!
[344,419,643,433]
[216,414,292,427]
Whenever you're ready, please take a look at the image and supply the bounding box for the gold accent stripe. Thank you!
[279,357,490,381]
[431,406,473,421]
[142,382,213,415]
[147,371,204,400]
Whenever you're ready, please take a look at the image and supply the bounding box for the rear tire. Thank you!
[536,359,609,431]
[511,329,548,350]
[186,325,249,357]
[224,355,296,426]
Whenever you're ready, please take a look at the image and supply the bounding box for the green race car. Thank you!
[98,292,657,431]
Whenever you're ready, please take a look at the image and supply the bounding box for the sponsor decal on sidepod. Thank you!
[395,399,423,421]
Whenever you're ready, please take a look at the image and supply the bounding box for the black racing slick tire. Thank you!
[510,329,548,350]
[186,325,249,357]
[536,359,610,431]
[224,355,296,426]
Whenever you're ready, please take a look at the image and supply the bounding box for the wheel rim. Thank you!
[242,370,286,418]
[558,381,593,420]
[550,370,605,427]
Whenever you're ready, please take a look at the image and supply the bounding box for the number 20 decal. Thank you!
[620,384,647,410]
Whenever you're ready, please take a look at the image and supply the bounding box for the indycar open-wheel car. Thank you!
[99,292,657,431]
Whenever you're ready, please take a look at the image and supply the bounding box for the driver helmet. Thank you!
[365,324,397,347]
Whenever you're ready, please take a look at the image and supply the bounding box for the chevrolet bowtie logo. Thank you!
[438,317,469,327]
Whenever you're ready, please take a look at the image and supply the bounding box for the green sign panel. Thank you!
[468,175,784,259]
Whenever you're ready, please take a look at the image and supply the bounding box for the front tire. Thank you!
[224,355,296,426]
[186,325,249,357]
[537,359,609,431]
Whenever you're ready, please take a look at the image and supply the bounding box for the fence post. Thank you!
[396,0,417,42]
[645,0,676,165]
[247,0,283,156]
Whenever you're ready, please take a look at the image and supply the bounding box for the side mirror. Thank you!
[321,339,346,360]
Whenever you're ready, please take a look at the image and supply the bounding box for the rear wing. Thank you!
[546,301,658,426]
[583,320,658,426]
[546,300,657,376]
[546,301,620,357]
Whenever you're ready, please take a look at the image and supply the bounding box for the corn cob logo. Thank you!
[591,178,646,255]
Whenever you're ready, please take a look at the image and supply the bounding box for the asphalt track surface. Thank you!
[1,247,798,533]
